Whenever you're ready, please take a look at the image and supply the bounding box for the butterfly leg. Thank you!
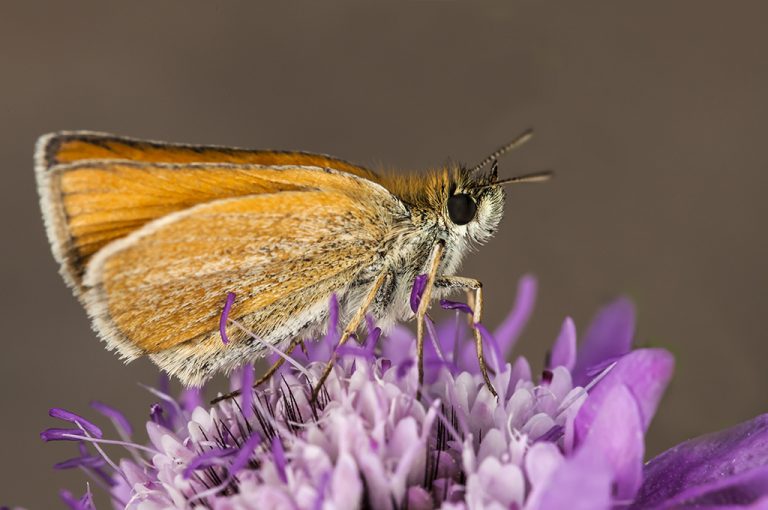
[210,339,303,405]
[415,242,446,397]
[465,289,476,326]
[311,270,389,401]
[434,275,498,398]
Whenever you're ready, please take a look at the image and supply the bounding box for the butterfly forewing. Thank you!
[36,132,381,290]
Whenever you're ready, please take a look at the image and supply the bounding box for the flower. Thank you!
[41,275,768,509]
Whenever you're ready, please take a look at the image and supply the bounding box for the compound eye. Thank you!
[447,193,477,225]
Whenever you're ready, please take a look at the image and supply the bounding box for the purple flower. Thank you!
[41,275,768,509]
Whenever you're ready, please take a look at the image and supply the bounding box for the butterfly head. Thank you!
[441,164,506,247]
[381,129,550,252]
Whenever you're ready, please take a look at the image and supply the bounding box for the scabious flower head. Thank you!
[41,276,768,509]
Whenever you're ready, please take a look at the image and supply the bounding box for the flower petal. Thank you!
[90,401,133,438]
[653,466,768,509]
[406,486,433,510]
[240,364,254,419]
[525,441,564,487]
[508,356,532,392]
[493,274,537,357]
[474,322,502,372]
[549,317,577,371]
[632,414,768,509]
[530,445,613,510]
[525,442,565,509]
[59,488,95,510]
[54,455,105,470]
[179,387,203,413]
[575,348,674,442]
[183,447,237,479]
[474,458,525,508]
[331,453,363,508]
[572,297,635,386]
[227,432,262,478]
[269,437,287,483]
[579,383,644,501]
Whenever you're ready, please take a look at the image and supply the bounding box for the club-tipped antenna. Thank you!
[481,170,553,189]
[469,128,534,175]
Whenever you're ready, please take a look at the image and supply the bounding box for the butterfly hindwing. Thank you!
[79,173,404,385]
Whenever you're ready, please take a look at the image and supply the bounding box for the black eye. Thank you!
[447,193,477,225]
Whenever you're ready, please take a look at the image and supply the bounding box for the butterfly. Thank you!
[35,130,549,399]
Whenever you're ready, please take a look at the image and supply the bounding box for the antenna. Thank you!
[469,128,534,175]
[493,170,553,186]
[479,170,553,189]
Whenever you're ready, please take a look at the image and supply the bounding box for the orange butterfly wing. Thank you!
[82,180,402,385]
[35,132,381,290]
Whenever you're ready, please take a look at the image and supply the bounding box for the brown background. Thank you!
[2,1,767,507]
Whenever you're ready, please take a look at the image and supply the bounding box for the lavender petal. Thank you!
[90,400,133,438]
[638,466,768,509]
[406,486,433,510]
[241,363,254,419]
[572,297,635,386]
[270,437,287,483]
[549,317,577,370]
[336,344,376,362]
[537,425,565,443]
[575,348,674,443]
[380,324,415,366]
[179,387,203,413]
[183,447,237,479]
[230,432,262,476]
[53,455,105,470]
[531,446,613,510]
[632,414,768,509]
[365,326,381,352]
[507,356,532,393]
[59,490,80,510]
[493,274,537,357]
[396,359,415,379]
[474,322,502,373]
[59,489,93,510]
[579,383,644,501]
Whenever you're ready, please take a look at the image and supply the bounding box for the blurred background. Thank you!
[2,1,767,507]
